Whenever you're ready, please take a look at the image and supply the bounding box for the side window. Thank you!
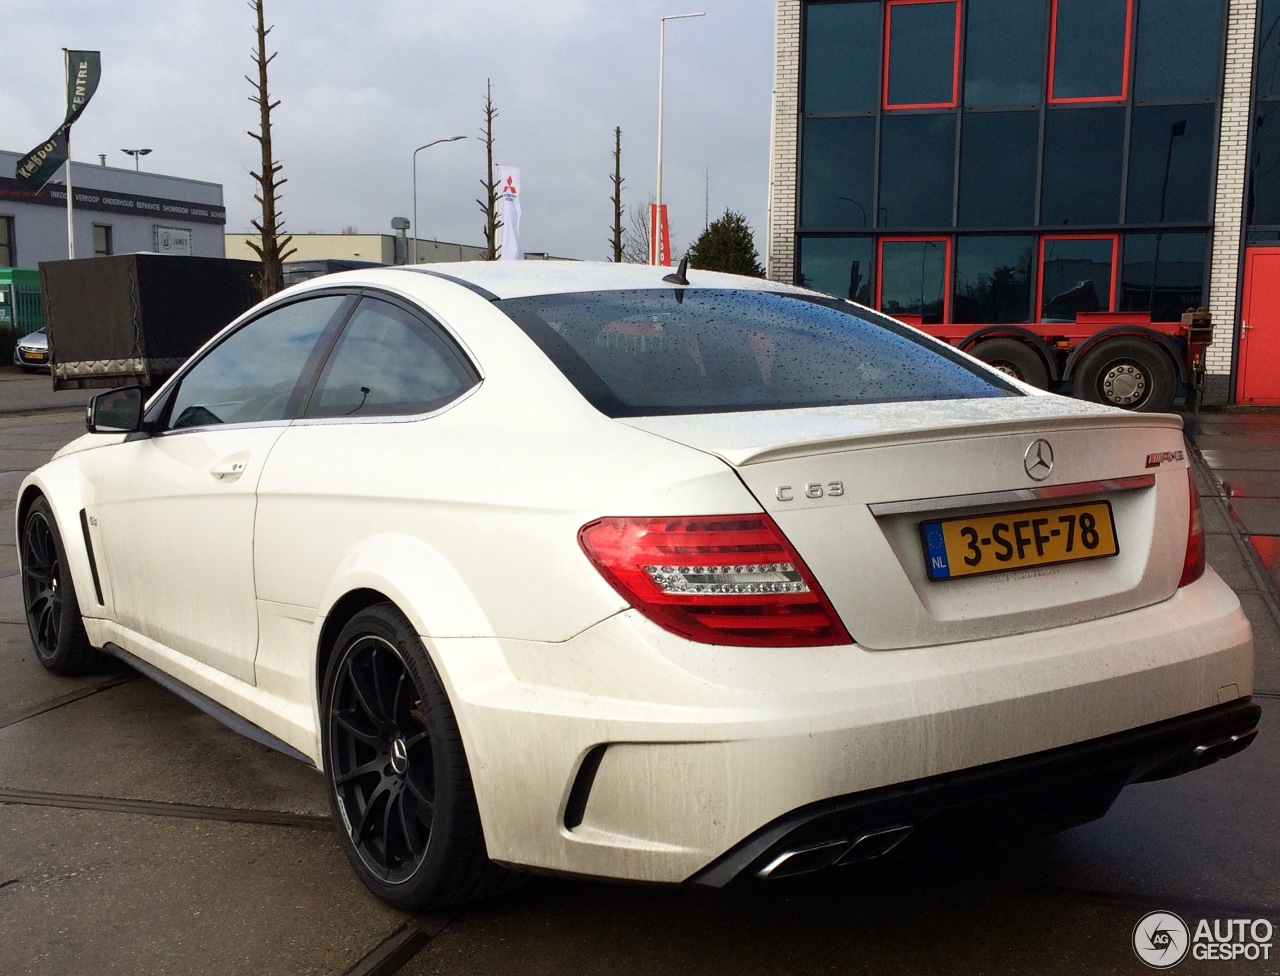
[166,295,349,431]
[304,298,477,419]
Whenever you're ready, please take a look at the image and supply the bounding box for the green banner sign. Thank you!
[64,50,101,127]
[15,127,69,192]
[13,50,100,192]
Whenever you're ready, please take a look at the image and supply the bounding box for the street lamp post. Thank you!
[412,136,466,265]
[121,148,152,171]
[654,11,705,265]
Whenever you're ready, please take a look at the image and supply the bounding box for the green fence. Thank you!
[10,283,45,335]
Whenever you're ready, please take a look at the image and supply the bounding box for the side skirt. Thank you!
[102,641,316,767]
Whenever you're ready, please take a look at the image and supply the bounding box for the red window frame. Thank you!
[1047,0,1133,104]
[877,236,954,323]
[882,0,962,110]
[1036,233,1120,318]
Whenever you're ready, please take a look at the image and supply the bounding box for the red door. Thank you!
[1236,247,1280,405]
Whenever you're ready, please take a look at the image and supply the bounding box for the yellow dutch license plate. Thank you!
[921,501,1118,581]
[26,352,46,361]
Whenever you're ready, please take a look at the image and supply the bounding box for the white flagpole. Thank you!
[63,48,75,259]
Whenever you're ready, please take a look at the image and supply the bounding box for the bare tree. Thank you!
[609,127,624,262]
[245,0,295,297]
[475,79,502,261]
[340,224,359,235]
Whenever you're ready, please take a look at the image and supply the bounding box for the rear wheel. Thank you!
[321,603,513,910]
[970,338,1050,389]
[21,497,107,675]
[1072,338,1178,413]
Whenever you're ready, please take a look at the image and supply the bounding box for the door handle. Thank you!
[211,456,249,480]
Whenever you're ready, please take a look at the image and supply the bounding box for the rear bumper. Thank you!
[429,566,1254,885]
[688,698,1261,886]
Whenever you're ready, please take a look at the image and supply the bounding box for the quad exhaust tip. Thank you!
[757,825,914,880]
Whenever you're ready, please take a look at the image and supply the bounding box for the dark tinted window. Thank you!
[804,2,882,112]
[798,236,875,303]
[880,113,955,227]
[1042,107,1125,224]
[0,216,13,266]
[1256,0,1279,98]
[886,0,958,106]
[167,296,348,430]
[1126,104,1215,223]
[801,116,876,228]
[959,112,1039,226]
[1250,102,1280,226]
[963,0,1045,106]
[880,240,949,323]
[1051,0,1130,100]
[953,236,1035,323]
[1040,238,1115,320]
[305,298,477,419]
[501,289,1013,417]
[1119,231,1208,322]
[1134,0,1223,100]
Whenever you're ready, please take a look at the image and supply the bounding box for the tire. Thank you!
[1072,338,1178,413]
[970,338,1050,389]
[321,603,514,910]
[20,497,107,675]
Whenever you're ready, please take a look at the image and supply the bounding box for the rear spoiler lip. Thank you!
[621,405,1184,467]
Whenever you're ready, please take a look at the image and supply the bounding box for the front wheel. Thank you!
[321,603,513,910]
[21,497,106,675]
[1072,338,1178,413]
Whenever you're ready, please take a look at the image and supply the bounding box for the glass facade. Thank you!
[796,0,1226,325]
[1250,0,1280,232]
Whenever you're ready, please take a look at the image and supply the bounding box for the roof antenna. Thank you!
[662,255,690,286]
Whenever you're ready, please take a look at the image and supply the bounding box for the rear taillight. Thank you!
[578,515,852,647]
[1179,471,1206,588]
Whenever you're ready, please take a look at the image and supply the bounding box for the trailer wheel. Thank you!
[971,338,1050,389]
[1072,338,1177,413]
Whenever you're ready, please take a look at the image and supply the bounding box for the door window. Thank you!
[165,295,350,430]
[304,297,478,419]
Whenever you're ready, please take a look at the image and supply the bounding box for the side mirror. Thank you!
[87,386,146,434]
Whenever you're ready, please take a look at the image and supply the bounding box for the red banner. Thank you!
[648,203,672,266]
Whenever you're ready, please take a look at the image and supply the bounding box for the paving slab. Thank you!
[0,804,406,976]
[1227,498,1280,536]
[1200,449,1280,471]
[1218,469,1280,499]
[0,677,329,816]
[1206,534,1261,594]
[0,621,123,721]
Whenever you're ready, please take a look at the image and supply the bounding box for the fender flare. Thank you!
[1062,326,1187,384]
[959,327,1061,381]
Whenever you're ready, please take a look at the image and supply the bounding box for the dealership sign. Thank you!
[0,177,227,225]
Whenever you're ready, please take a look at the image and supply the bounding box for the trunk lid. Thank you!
[621,397,1191,650]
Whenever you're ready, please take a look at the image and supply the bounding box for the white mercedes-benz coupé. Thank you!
[18,261,1258,910]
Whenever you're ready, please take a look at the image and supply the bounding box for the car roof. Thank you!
[306,260,811,301]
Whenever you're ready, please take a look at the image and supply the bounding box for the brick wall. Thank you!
[768,0,801,284]
[1205,0,1260,400]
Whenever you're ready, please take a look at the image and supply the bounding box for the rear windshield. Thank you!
[500,288,1018,417]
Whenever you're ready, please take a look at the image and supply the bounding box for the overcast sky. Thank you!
[5,1,776,262]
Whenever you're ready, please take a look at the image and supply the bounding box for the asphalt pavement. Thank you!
[0,367,1276,975]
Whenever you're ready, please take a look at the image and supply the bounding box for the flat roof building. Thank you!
[0,150,227,268]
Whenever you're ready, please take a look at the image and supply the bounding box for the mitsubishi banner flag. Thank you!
[16,50,101,191]
[496,165,523,261]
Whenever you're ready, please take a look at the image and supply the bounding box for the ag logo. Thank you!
[1133,911,1190,969]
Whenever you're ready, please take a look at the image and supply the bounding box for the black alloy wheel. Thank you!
[322,604,513,909]
[21,497,101,675]
[327,632,437,885]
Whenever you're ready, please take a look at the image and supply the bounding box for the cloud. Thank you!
[7,0,774,261]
